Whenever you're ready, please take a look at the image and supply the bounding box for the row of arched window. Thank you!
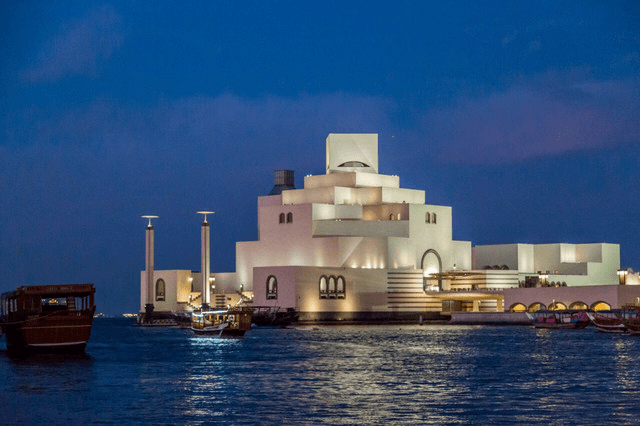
[425,212,437,224]
[509,301,611,312]
[319,275,346,299]
[278,212,293,224]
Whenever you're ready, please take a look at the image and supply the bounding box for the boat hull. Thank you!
[587,311,626,333]
[191,326,247,337]
[527,311,590,329]
[532,321,589,329]
[3,315,94,355]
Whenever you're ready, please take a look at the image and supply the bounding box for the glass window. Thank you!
[336,276,346,299]
[156,279,165,301]
[267,276,277,300]
[328,276,336,298]
[319,276,328,299]
[286,212,293,223]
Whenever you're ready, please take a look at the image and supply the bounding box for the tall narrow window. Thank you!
[426,212,431,223]
[328,276,336,298]
[266,276,277,300]
[432,213,437,224]
[279,213,285,224]
[336,276,346,299]
[286,212,293,223]
[155,279,165,301]
[319,276,328,299]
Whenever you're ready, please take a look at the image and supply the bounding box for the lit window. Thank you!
[266,275,277,300]
[155,279,165,302]
[336,276,346,299]
[328,276,336,298]
[286,212,293,223]
[319,276,328,299]
[279,213,285,224]
[591,301,611,311]
[389,214,394,220]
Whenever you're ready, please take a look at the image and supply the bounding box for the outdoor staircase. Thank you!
[214,294,227,309]
[187,292,202,310]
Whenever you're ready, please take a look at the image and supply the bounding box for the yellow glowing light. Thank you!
[424,267,438,277]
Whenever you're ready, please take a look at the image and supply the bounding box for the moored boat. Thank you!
[526,310,590,329]
[191,307,252,337]
[0,284,96,355]
[251,306,299,328]
[622,306,640,335]
[586,310,626,333]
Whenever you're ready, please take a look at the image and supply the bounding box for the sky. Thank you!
[1,1,639,314]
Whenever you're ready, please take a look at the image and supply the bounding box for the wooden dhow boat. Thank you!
[621,306,640,335]
[586,310,627,333]
[191,307,252,337]
[251,306,299,328]
[526,310,590,329]
[0,284,96,355]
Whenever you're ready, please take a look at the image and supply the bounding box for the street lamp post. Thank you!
[142,215,158,324]
[198,211,215,311]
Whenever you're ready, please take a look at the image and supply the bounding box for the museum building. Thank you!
[141,133,639,322]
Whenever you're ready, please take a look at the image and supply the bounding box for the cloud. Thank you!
[421,74,640,164]
[22,5,125,83]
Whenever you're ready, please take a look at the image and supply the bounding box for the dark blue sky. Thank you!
[1,1,639,314]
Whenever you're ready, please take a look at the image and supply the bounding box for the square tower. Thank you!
[326,133,378,174]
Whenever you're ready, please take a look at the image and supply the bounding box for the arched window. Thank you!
[266,275,277,300]
[549,301,567,311]
[426,212,431,223]
[569,301,588,310]
[433,213,437,224]
[591,301,611,311]
[286,212,293,223]
[336,276,346,299]
[279,213,285,224]
[528,302,546,312]
[155,279,165,302]
[509,303,527,312]
[319,276,328,299]
[328,276,336,298]
[389,214,394,220]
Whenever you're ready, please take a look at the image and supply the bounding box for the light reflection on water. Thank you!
[2,320,640,424]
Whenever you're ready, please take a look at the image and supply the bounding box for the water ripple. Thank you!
[2,320,640,424]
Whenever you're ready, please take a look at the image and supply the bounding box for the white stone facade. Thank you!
[140,133,627,317]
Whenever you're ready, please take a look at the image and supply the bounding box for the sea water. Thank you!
[1,318,640,425]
